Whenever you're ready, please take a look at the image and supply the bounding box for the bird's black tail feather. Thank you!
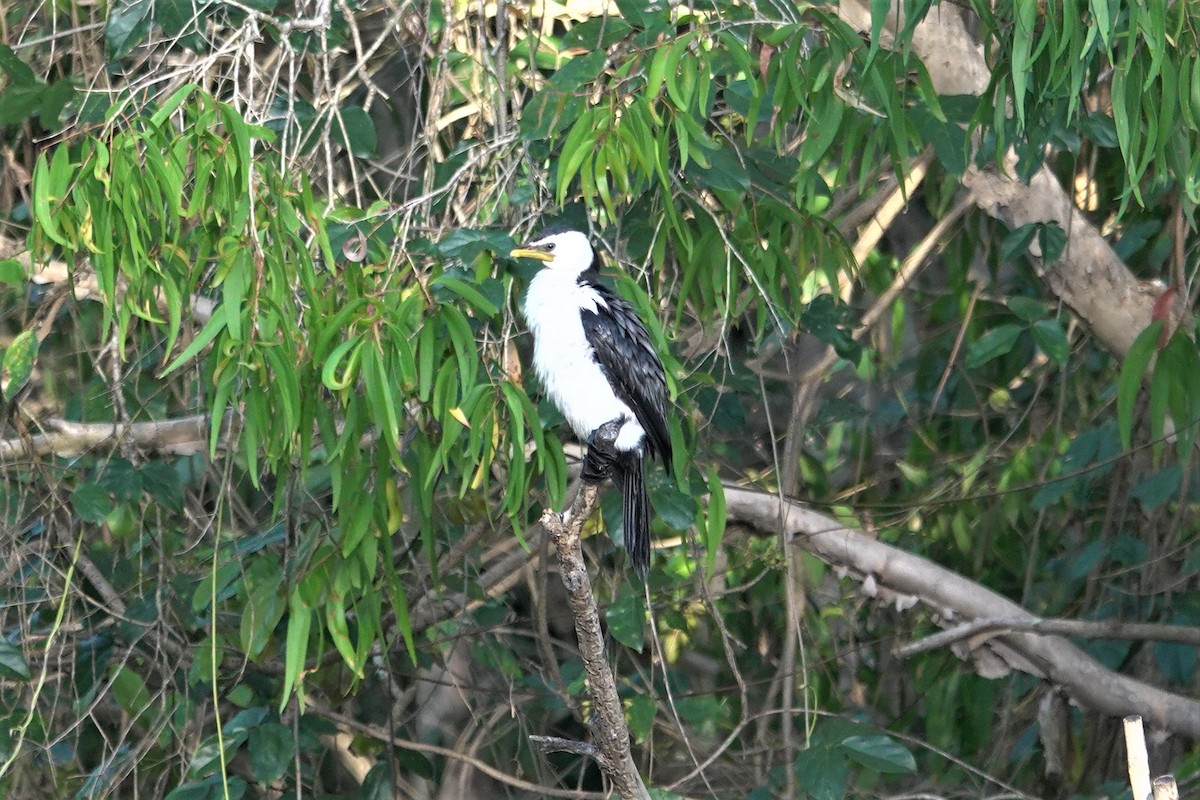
[616,450,650,581]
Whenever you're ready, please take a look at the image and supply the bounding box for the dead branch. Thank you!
[722,486,1200,737]
[539,482,651,800]
[897,615,1200,657]
[0,416,224,462]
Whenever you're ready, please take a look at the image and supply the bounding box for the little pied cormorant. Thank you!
[511,228,672,579]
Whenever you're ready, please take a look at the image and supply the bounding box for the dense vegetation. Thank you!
[1,0,1198,798]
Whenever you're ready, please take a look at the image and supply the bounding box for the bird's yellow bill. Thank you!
[510,247,554,262]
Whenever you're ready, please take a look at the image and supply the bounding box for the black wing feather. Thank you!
[580,280,673,472]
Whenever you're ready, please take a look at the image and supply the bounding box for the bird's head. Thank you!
[510,228,598,277]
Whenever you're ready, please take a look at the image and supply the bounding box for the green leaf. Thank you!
[1000,222,1038,263]
[106,0,154,58]
[248,721,293,784]
[0,44,35,85]
[395,747,436,780]
[38,78,76,128]
[614,0,670,30]
[161,314,228,376]
[2,329,38,401]
[165,775,247,800]
[140,460,184,510]
[112,666,152,718]
[1116,322,1161,450]
[803,295,861,363]
[280,590,313,711]
[0,259,25,287]
[702,467,725,581]
[436,228,514,265]
[910,106,967,175]
[99,459,144,502]
[653,478,697,531]
[1132,465,1181,511]
[841,734,918,774]
[793,745,848,800]
[335,106,377,158]
[563,17,632,50]
[360,763,395,800]
[965,324,1023,369]
[240,556,286,661]
[155,0,211,51]
[72,482,115,524]
[0,640,31,681]
[1038,222,1067,263]
[606,588,646,651]
[626,694,656,742]
[1031,319,1070,366]
[0,84,44,126]
[432,274,499,317]
[1007,296,1048,322]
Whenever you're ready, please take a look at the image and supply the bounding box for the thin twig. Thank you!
[897,616,1200,658]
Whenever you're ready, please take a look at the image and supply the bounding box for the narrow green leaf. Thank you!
[161,314,228,376]
[321,336,364,391]
[432,274,499,317]
[1116,322,1161,450]
[2,329,38,401]
[703,467,725,581]
[278,592,312,710]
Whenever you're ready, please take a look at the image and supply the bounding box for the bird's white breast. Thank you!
[522,270,647,452]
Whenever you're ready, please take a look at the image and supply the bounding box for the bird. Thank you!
[511,226,672,579]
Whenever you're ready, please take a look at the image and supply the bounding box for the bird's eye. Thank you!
[545,243,556,251]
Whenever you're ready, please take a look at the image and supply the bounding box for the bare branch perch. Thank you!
[538,482,651,800]
[723,487,1200,737]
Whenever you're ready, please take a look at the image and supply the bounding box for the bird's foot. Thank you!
[580,416,626,484]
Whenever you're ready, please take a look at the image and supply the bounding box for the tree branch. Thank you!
[722,486,1200,737]
[896,615,1200,658]
[538,482,651,800]
[0,416,225,462]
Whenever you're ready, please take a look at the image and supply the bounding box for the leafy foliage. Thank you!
[1,0,1199,798]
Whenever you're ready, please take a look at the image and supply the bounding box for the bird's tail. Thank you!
[616,450,650,580]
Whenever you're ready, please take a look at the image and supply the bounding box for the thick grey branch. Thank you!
[723,486,1200,737]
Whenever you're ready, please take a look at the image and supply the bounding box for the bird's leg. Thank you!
[580,416,626,484]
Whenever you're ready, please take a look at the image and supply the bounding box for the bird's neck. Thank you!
[522,269,604,331]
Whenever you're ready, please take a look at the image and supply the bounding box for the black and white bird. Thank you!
[511,227,672,579]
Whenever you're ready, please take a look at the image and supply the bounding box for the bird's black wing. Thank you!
[580,281,673,472]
